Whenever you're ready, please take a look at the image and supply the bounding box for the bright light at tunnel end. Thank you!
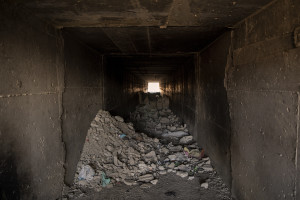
[148,82,160,93]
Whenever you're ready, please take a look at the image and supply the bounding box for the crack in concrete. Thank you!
[0,92,56,98]
[295,92,300,199]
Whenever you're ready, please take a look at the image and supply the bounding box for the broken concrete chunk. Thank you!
[162,131,189,138]
[176,171,188,178]
[201,182,209,189]
[168,145,183,152]
[179,136,194,145]
[160,117,170,124]
[178,164,190,172]
[115,116,124,122]
[124,179,137,186]
[167,162,175,169]
[138,174,154,182]
[150,179,158,185]
[144,151,157,163]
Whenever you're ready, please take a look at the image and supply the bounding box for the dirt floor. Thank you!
[66,171,231,200]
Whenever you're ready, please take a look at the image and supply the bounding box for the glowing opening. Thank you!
[148,82,160,93]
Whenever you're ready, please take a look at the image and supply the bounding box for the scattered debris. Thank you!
[62,93,224,199]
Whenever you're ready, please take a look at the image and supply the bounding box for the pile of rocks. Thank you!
[131,95,189,142]
[63,94,214,198]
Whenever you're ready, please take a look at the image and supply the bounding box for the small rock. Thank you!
[167,162,175,169]
[124,179,136,186]
[179,136,194,145]
[202,166,213,172]
[159,170,167,175]
[178,164,190,172]
[138,174,154,182]
[201,182,209,189]
[150,179,158,185]
[168,155,176,161]
[176,171,188,178]
[169,145,183,152]
[158,166,165,171]
[167,126,177,131]
[161,147,169,155]
[115,116,124,122]
[140,183,152,189]
[162,131,188,138]
[188,176,195,180]
[160,117,170,124]
[144,151,157,163]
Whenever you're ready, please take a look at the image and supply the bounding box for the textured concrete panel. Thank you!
[63,35,103,185]
[229,91,297,200]
[0,94,65,199]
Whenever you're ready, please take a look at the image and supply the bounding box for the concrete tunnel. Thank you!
[0,0,300,199]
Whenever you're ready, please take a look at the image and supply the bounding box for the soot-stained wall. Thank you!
[0,4,106,198]
[164,1,300,199]
[104,58,146,118]
[194,33,232,187]
[63,32,104,185]
[226,0,300,199]
[192,0,300,199]
[162,57,196,137]
[0,4,65,199]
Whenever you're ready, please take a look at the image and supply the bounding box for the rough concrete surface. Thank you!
[63,33,104,185]
[0,3,65,199]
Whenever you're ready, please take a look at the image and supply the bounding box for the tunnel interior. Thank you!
[1,0,300,199]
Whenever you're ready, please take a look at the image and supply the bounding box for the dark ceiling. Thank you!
[64,27,223,54]
[13,0,274,81]
[15,0,274,55]
[106,55,193,81]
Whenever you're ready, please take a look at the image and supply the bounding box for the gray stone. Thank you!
[150,179,158,185]
[138,174,154,182]
[167,162,175,169]
[176,171,189,178]
[162,131,189,138]
[168,154,176,161]
[201,182,209,189]
[169,145,183,152]
[161,147,169,155]
[179,136,194,145]
[115,116,124,122]
[178,164,190,172]
[160,117,170,124]
[123,179,136,186]
[144,151,157,162]
[140,183,152,189]
[159,170,167,175]
[167,126,177,131]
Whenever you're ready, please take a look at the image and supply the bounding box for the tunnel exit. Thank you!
[147,82,160,93]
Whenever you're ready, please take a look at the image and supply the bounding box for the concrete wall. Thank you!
[0,4,105,198]
[104,58,146,118]
[164,0,300,199]
[162,57,196,135]
[62,32,104,185]
[194,33,232,187]
[192,0,300,199]
[0,3,65,199]
[227,0,300,199]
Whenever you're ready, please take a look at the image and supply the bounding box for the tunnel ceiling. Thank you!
[15,0,274,54]
[106,55,193,81]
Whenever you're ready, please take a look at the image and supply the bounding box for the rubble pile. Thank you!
[63,94,215,198]
[130,95,189,141]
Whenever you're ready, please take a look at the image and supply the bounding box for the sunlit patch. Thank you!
[148,82,160,93]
